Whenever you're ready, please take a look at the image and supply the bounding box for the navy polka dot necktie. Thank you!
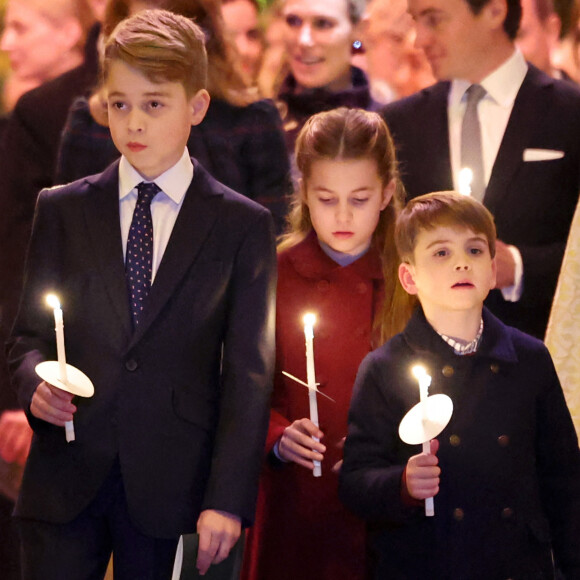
[126,181,160,327]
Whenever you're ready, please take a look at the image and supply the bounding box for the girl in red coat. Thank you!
[242,107,415,580]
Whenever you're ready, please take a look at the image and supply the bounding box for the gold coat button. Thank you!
[453,508,464,521]
[449,434,461,447]
[442,365,454,377]
[490,363,500,373]
[497,435,510,447]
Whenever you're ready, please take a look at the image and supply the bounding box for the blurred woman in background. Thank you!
[274,0,377,154]
[0,0,96,111]
[221,0,263,87]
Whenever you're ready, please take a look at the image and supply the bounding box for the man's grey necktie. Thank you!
[460,84,487,201]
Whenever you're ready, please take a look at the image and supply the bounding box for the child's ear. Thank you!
[490,256,497,290]
[398,262,419,295]
[483,0,508,32]
[189,89,211,126]
[380,179,396,211]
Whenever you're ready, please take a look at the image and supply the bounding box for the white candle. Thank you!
[303,313,321,477]
[412,365,434,516]
[46,294,74,442]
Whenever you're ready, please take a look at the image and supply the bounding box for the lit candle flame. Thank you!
[412,364,431,402]
[412,364,429,382]
[303,313,316,327]
[46,294,61,310]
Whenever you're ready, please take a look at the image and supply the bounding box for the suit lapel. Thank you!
[484,66,552,213]
[128,162,222,346]
[428,83,454,192]
[83,161,133,339]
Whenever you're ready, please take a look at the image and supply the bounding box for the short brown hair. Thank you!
[102,9,207,97]
[395,191,497,262]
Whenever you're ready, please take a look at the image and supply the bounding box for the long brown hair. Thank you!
[280,107,415,343]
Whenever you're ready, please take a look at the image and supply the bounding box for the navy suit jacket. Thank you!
[8,159,276,538]
[383,65,580,338]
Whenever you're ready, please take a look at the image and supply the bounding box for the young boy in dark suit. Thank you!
[340,192,580,579]
[8,10,276,579]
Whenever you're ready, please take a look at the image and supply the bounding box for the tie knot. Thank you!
[466,84,486,106]
[136,182,161,206]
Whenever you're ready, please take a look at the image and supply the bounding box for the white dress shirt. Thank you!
[448,49,528,301]
[119,148,193,283]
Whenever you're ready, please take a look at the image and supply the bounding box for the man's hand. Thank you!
[494,240,516,289]
[405,439,440,500]
[196,509,241,576]
[30,381,76,426]
[278,418,325,469]
[0,409,32,465]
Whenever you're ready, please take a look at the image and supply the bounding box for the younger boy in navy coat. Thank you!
[340,192,580,579]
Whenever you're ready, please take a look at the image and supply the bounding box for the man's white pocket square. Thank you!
[523,148,565,162]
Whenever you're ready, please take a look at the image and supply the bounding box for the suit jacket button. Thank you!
[125,359,138,372]
[490,363,500,373]
[449,434,461,447]
[497,435,510,447]
[453,508,464,521]
[442,365,454,377]
[501,507,514,519]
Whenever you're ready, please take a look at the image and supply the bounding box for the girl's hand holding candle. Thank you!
[278,418,325,469]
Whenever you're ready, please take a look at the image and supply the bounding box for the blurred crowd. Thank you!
[0,0,579,578]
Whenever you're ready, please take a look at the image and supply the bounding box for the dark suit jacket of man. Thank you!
[7,159,276,538]
[383,65,580,338]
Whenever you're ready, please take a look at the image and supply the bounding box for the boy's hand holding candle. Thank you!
[404,439,441,501]
[398,364,453,516]
[33,293,94,442]
[30,382,77,427]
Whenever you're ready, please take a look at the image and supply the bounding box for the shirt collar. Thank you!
[119,148,193,204]
[449,49,528,109]
[318,239,370,267]
[438,318,484,356]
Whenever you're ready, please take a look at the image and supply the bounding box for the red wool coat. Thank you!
[242,232,385,580]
